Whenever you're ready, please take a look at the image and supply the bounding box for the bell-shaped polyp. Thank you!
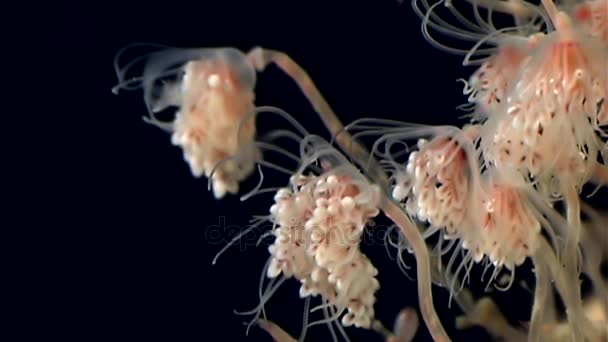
[114,46,260,198]
[475,174,542,270]
[481,13,606,192]
[509,5,607,129]
[481,97,599,195]
[171,49,260,198]
[464,39,531,119]
[373,123,482,236]
[406,135,470,234]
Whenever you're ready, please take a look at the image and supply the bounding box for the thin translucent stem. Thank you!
[563,187,582,268]
[246,47,388,187]
[528,254,552,342]
[580,202,608,304]
[562,186,586,341]
[257,319,297,342]
[541,0,559,24]
[534,238,599,341]
[382,199,451,342]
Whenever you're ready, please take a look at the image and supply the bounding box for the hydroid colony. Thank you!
[113,0,607,341]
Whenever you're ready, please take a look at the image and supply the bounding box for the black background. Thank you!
[28,0,537,341]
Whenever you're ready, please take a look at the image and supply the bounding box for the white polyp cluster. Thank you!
[266,171,381,328]
[400,136,470,235]
[477,181,541,269]
[170,59,259,198]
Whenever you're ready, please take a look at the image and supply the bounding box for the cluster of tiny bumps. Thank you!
[267,172,381,328]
